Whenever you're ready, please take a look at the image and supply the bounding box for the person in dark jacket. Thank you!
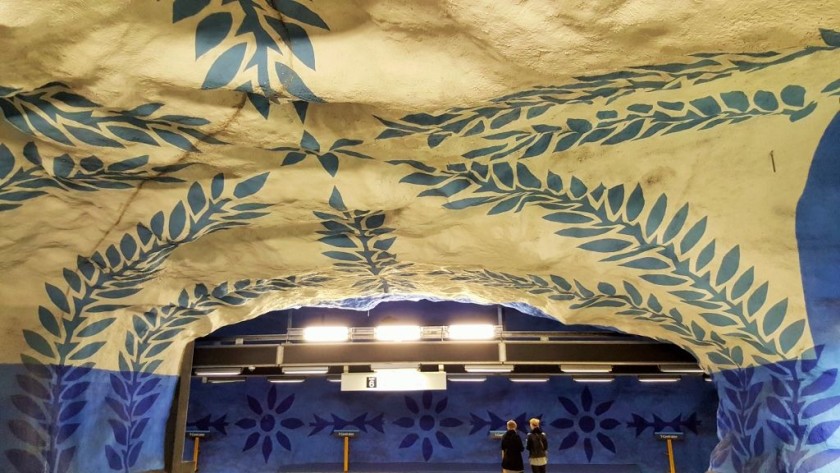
[526,417,548,473]
[501,419,525,473]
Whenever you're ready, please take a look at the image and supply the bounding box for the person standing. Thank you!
[526,418,548,473]
[501,419,525,473]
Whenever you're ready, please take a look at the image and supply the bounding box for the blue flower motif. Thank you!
[235,386,304,462]
[550,386,620,462]
[393,391,463,461]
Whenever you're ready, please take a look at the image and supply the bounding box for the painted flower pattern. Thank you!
[393,391,463,461]
[551,386,621,462]
[235,386,304,462]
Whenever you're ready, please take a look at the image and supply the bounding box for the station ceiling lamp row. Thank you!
[302,324,497,342]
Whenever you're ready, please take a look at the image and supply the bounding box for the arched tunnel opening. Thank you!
[176,300,719,472]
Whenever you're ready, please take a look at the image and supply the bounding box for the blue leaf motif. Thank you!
[798,449,840,472]
[38,306,61,337]
[399,433,419,448]
[203,43,247,89]
[188,182,206,214]
[195,12,232,59]
[169,201,186,239]
[23,329,54,358]
[807,421,840,445]
[779,320,805,353]
[0,143,14,179]
[271,0,329,29]
[803,396,840,419]
[105,445,123,470]
[173,0,211,22]
[394,417,414,428]
[716,245,740,285]
[802,370,838,397]
[233,172,270,198]
[275,63,323,102]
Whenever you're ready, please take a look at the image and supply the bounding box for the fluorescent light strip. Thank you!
[560,364,612,373]
[448,376,487,383]
[464,364,514,373]
[194,367,243,377]
[374,325,421,341]
[639,375,681,383]
[282,366,330,375]
[510,377,549,383]
[206,377,245,384]
[447,324,496,340]
[303,326,349,342]
[572,376,614,383]
[268,377,306,384]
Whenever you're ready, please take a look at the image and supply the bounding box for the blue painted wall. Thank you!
[186,376,718,472]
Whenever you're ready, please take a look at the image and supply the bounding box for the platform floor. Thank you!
[279,463,642,472]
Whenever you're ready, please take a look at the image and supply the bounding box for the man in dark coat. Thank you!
[501,419,525,473]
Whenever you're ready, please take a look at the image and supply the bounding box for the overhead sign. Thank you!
[341,370,446,391]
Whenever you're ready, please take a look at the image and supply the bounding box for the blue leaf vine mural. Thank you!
[714,346,840,472]
[315,187,415,294]
[393,160,805,367]
[0,83,223,151]
[0,142,193,212]
[5,172,272,473]
[103,273,328,471]
[376,30,839,148]
[173,0,328,117]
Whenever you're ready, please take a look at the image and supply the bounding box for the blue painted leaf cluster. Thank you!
[271,133,370,176]
[314,187,414,294]
[0,83,221,150]
[175,0,328,116]
[375,33,837,144]
[0,142,194,213]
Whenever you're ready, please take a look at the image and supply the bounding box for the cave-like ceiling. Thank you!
[0,0,838,382]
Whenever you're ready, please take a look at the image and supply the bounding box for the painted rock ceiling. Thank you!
[0,0,838,375]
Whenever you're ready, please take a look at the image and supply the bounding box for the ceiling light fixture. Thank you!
[560,364,612,373]
[303,326,349,342]
[464,364,514,373]
[194,367,243,377]
[448,375,487,382]
[510,376,549,383]
[268,377,306,384]
[447,324,496,340]
[374,325,422,342]
[282,366,330,375]
[206,377,245,384]
[572,376,614,383]
[638,375,681,383]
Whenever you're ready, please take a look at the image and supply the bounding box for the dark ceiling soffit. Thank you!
[192,341,695,368]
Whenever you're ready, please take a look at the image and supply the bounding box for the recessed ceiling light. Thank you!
[464,364,514,373]
[639,375,681,383]
[448,375,487,382]
[560,364,612,373]
[206,377,245,384]
[303,326,349,342]
[282,366,329,375]
[268,377,306,384]
[194,367,243,377]
[375,325,422,341]
[447,324,496,340]
[510,376,549,383]
[572,376,614,383]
